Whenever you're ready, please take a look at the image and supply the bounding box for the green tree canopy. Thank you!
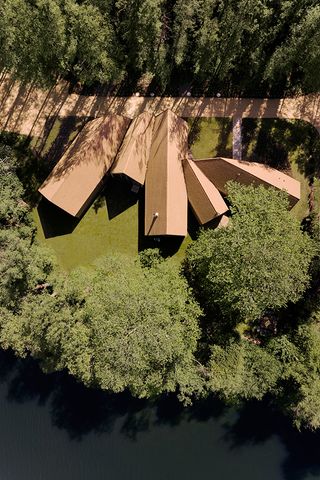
[265,5,320,92]
[0,256,203,402]
[114,0,167,82]
[0,0,121,86]
[0,144,54,310]
[65,0,121,84]
[208,339,281,401]
[0,144,31,229]
[185,182,315,322]
[267,313,320,430]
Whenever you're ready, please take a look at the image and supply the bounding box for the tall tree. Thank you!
[0,256,203,402]
[65,0,122,85]
[208,339,281,401]
[265,5,320,92]
[0,143,54,310]
[0,0,68,85]
[114,0,166,80]
[0,0,121,86]
[185,182,315,323]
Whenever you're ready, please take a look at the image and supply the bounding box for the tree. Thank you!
[185,182,315,322]
[265,5,320,92]
[0,143,54,310]
[208,339,281,401]
[65,0,122,85]
[114,0,166,82]
[85,256,203,401]
[0,0,121,86]
[0,256,203,403]
[0,144,31,229]
[0,0,68,85]
[268,318,320,430]
[0,229,54,310]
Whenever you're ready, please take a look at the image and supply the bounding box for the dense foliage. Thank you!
[0,0,320,93]
[185,182,315,323]
[1,144,320,429]
[0,257,203,402]
[0,145,54,310]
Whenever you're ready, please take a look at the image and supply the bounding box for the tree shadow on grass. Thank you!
[42,116,90,168]
[215,118,233,157]
[242,119,290,171]
[241,118,320,179]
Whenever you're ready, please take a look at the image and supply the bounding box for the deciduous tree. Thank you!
[185,182,315,322]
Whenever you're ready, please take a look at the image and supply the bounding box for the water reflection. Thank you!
[0,349,320,480]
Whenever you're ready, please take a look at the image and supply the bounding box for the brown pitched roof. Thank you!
[183,156,228,224]
[144,110,188,236]
[39,115,130,217]
[111,112,155,184]
[194,157,300,207]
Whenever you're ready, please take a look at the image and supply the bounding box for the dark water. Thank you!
[0,350,319,480]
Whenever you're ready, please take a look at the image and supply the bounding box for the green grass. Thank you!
[241,118,320,222]
[33,199,139,271]
[41,119,62,156]
[314,178,320,214]
[290,160,310,221]
[33,194,192,271]
[188,118,233,158]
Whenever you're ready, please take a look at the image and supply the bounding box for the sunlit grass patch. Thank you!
[188,118,232,158]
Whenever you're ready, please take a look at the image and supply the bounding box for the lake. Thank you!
[0,349,319,480]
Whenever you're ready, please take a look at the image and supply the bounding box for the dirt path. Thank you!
[1,74,320,141]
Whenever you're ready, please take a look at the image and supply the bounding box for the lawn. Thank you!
[290,161,310,221]
[32,199,139,271]
[241,118,320,222]
[32,175,192,271]
[188,117,233,158]
[33,199,192,271]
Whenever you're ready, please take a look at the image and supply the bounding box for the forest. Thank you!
[0,0,320,95]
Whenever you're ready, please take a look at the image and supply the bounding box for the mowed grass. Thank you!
[314,178,320,214]
[33,199,139,271]
[33,199,192,271]
[188,118,233,158]
[290,161,310,221]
